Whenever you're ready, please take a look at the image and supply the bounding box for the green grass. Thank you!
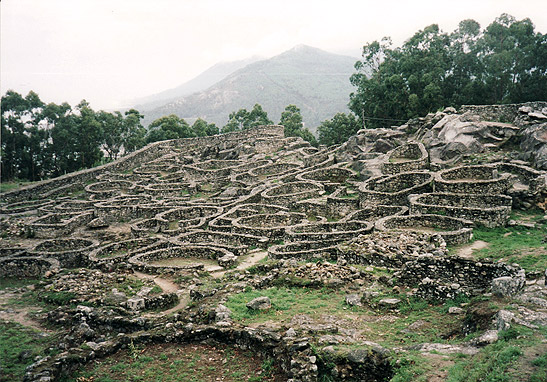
[69,343,280,382]
[0,278,39,290]
[447,325,543,382]
[530,352,547,382]
[390,351,432,382]
[469,211,547,272]
[0,321,58,381]
[0,180,35,193]
[225,286,338,323]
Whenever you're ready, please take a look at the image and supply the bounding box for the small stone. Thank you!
[246,296,271,310]
[215,304,232,322]
[126,297,145,311]
[345,294,362,307]
[285,328,296,338]
[85,341,100,351]
[495,310,515,331]
[448,307,464,314]
[528,112,547,119]
[473,330,499,346]
[218,253,237,268]
[379,298,401,308]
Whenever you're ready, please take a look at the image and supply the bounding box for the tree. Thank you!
[97,111,125,161]
[279,104,317,146]
[280,104,303,136]
[191,118,218,137]
[318,113,361,146]
[221,104,273,133]
[98,109,146,160]
[349,14,547,129]
[122,109,147,153]
[1,89,148,181]
[146,114,193,143]
[1,90,48,181]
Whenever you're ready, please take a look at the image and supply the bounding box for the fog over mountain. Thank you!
[136,45,359,132]
[131,56,263,111]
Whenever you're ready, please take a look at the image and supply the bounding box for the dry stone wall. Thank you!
[1,114,546,382]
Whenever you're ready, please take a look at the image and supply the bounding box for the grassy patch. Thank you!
[0,278,39,290]
[225,286,339,323]
[0,180,35,193]
[469,212,547,272]
[0,321,58,381]
[69,342,284,382]
[365,295,465,347]
[390,351,433,382]
[530,352,547,382]
[447,325,543,382]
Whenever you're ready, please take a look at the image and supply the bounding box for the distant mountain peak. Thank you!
[138,45,359,131]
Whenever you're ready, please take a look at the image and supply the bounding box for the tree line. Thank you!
[348,13,547,129]
[2,14,544,182]
[0,90,316,182]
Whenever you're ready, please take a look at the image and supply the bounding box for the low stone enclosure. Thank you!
[1,105,547,382]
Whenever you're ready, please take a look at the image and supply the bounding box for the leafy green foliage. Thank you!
[317,112,361,146]
[279,104,317,146]
[221,104,273,133]
[1,91,146,182]
[350,14,547,129]
[146,114,193,143]
[191,118,218,137]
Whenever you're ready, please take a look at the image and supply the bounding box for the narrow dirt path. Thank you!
[133,271,179,292]
[456,240,489,258]
[133,271,188,314]
[210,249,268,278]
[0,288,49,331]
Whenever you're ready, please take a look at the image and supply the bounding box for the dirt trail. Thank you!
[210,249,268,278]
[457,240,489,258]
[0,288,49,331]
[133,271,188,314]
[133,271,179,293]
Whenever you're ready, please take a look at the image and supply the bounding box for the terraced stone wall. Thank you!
[459,101,547,123]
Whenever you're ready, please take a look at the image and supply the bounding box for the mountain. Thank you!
[131,56,263,110]
[138,45,360,133]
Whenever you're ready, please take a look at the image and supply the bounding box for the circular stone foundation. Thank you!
[375,214,473,245]
[129,245,236,274]
[434,164,511,194]
[359,171,434,206]
[408,192,512,227]
[29,238,98,267]
[0,256,60,278]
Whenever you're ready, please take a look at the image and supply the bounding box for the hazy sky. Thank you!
[2,0,546,110]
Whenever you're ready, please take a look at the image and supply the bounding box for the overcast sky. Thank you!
[2,0,546,110]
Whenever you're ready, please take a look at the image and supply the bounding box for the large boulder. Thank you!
[491,274,525,297]
[246,296,272,310]
[519,122,547,170]
[426,112,520,162]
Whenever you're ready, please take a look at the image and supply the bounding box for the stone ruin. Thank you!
[0,104,547,381]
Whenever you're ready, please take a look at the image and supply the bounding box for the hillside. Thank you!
[131,56,263,110]
[139,45,359,132]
